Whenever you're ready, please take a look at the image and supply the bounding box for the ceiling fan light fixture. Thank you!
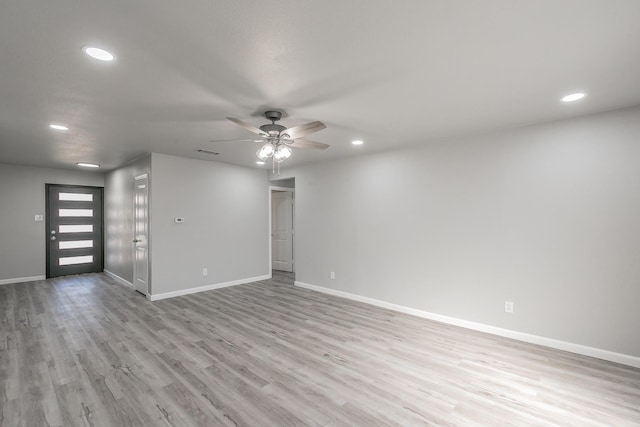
[228,111,328,170]
[274,145,292,161]
[257,142,275,160]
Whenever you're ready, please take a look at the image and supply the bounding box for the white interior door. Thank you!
[272,190,293,272]
[134,175,149,295]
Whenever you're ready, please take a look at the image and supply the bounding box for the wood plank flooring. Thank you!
[1,271,639,426]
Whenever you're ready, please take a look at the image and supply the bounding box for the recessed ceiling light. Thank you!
[256,161,265,165]
[82,46,115,62]
[561,92,586,102]
[352,140,364,145]
[76,162,100,168]
[49,124,69,131]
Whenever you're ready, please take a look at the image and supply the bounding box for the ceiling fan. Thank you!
[212,111,329,169]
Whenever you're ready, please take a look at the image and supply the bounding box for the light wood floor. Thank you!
[1,272,639,426]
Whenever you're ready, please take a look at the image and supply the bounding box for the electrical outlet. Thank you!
[330,271,335,280]
[202,268,208,276]
[504,301,514,314]
[34,214,44,222]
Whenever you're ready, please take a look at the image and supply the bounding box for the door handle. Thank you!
[133,239,141,243]
[51,236,56,241]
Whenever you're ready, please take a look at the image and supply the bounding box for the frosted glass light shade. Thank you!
[274,145,292,161]
[256,142,275,160]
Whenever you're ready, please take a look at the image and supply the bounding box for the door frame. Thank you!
[268,186,295,275]
[133,173,150,296]
[45,184,104,278]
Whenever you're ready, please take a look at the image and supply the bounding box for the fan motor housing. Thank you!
[260,110,286,136]
[260,123,286,135]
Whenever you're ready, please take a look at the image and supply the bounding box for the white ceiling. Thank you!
[1,1,640,172]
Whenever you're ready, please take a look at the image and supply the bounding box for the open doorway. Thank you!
[269,178,295,283]
[133,174,149,296]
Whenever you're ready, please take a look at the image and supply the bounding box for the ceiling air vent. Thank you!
[196,149,219,155]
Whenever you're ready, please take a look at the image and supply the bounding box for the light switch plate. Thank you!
[35,214,44,222]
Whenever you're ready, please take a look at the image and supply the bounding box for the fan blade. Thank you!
[284,121,327,139]
[208,138,264,143]
[227,117,265,135]
[288,139,330,150]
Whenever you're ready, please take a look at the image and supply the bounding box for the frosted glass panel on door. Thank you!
[59,255,93,265]
[59,224,93,233]
[59,209,93,217]
[59,240,93,249]
[58,193,93,201]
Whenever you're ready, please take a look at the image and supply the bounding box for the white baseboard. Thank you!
[148,274,271,301]
[0,275,46,286]
[294,280,640,369]
[103,270,134,289]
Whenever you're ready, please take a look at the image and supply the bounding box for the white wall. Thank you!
[150,153,269,295]
[277,107,640,358]
[0,163,104,282]
[104,155,151,284]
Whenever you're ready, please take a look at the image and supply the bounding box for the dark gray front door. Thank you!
[46,184,104,278]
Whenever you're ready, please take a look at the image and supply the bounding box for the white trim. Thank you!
[103,269,134,289]
[0,275,45,286]
[148,274,271,301]
[294,280,640,369]
[270,186,295,192]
